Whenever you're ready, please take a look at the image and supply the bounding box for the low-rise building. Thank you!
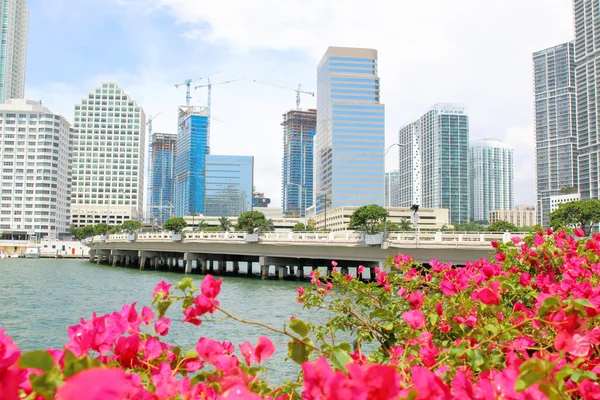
[489,205,537,228]
[550,192,580,214]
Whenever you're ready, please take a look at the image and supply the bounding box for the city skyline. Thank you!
[23,0,574,208]
[0,0,28,104]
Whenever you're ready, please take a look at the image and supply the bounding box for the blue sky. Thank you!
[25,0,574,208]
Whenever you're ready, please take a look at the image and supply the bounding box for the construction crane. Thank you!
[174,71,222,106]
[253,80,314,110]
[145,112,162,222]
[194,77,245,151]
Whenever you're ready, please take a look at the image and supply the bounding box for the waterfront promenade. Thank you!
[86,230,521,279]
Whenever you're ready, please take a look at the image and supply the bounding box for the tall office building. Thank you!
[282,108,316,217]
[70,83,146,227]
[173,105,208,217]
[0,100,72,239]
[0,0,28,104]
[149,132,176,224]
[385,170,401,207]
[469,139,514,223]
[574,2,600,200]
[204,155,253,217]
[533,42,577,227]
[314,47,385,211]
[399,104,469,224]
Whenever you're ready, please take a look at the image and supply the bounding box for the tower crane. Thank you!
[146,112,162,222]
[174,70,223,106]
[194,77,245,151]
[253,80,314,110]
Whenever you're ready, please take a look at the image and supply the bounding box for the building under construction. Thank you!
[149,132,177,224]
[281,109,316,217]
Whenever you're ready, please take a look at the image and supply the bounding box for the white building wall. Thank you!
[550,193,580,213]
[0,0,28,103]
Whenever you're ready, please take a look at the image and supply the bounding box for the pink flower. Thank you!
[495,252,506,262]
[579,380,600,399]
[0,368,21,400]
[201,275,223,299]
[475,281,501,305]
[331,260,338,267]
[358,265,365,274]
[491,241,499,248]
[575,227,585,237]
[0,329,20,372]
[534,234,545,246]
[141,306,154,325]
[511,236,521,244]
[452,370,475,399]
[519,273,531,287]
[345,274,352,282]
[297,286,305,297]
[152,281,172,299]
[435,302,443,316]
[196,337,225,364]
[409,291,424,309]
[142,337,163,361]
[402,310,425,330]
[239,336,275,365]
[411,366,452,399]
[154,317,171,336]
[152,362,179,399]
[56,368,150,400]
[182,306,202,326]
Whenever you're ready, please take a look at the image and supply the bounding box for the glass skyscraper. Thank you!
[533,42,577,227]
[574,1,600,200]
[282,108,316,217]
[399,104,469,224]
[385,170,401,207]
[149,132,176,224]
[204,155,253,217]
[173,106,208,217]
[0,0,28,104]
[469,139,514,223]
[314,47,385,211]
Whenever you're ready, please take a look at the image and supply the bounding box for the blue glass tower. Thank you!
[174,106,209,217]
[149,132,176,224]
[204,155,254,217]
[315,47,385,211]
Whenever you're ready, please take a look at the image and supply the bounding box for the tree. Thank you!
[453,221,486,232]
[193,221,209,232]
[163,217,188,234]
[397,218,412,231]
[79,225,95,239]
[108,226,123,235]
[121,220,142,234]
[550,199,600,236]
[306,219,316,231]
[218,217,232,232]
[94,223,109,235]
[235,211,268,233]
[70,225,81,240]
[487,220,519,233]
[292,222,307,232]
[256,218,275,233]
[348,204,389,235]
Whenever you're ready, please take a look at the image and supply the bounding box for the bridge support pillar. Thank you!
[139,256,146,270]
[296,265,305,279]
[112,255,118,267]
[200,258,207,274]
[278,266,288,280]
[153,256,158,270]
[88,249,95,263]
[232,261,239,275]
[261,264,269,280]
[218,259,226,275]
[184,252,201,274]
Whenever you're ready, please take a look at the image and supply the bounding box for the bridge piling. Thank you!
[261,264,269,280]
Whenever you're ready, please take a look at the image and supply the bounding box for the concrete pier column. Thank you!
[96,254,101,265]
[200,259,207,275]
[124,255,130,267]
[296,266,305,279]
[261,264,269,280]
[289,265,295,276]
[139,256,146,270]
[278,266,288,280]
[108,255,113,265]
[232,260,239,275]
[218,259,226,275]
[153,256,159,270]
[88,249,95,263]
[112,255,118,267]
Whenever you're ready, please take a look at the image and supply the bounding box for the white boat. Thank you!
[24,244,40,259]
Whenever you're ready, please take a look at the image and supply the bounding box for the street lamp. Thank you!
[411,204,420,241]
[385,142,408,156]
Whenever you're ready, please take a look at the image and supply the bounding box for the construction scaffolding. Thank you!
[281,109,317,217]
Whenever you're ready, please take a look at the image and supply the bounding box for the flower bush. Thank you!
[3,229,600,398]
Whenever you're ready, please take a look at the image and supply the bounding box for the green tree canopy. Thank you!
[487,220,519,233]
[218,217,232,232]
[235,211,268,233]
[79,225,96,239]
[94,223,109,235]
[256,218,275,233]
[453,221,486,232]
[121,220,142,234]
[193,220,209,232]
[549,199,600,236]
[163,217,188,234]
[349,204,389,235]
[108,226,123,235]
[292,222,307,232]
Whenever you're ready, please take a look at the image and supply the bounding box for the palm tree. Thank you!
[398,218,412,231]
[218,217,232,232]
[194,220,209,232]
[256,219,275,233]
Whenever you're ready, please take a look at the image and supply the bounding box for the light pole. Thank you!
[411,204,420,241]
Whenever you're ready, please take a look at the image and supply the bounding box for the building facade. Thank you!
[282,108,316,217]
[550,192,580,214]
[533,42,578,227]
[469,139,514,223]
[574,1,600,200]
[0,100,72,239]
[385,170,401,207]
[204,155,254,217]
[314,47,385,211]
[70,83,146,227]
[0,0,28,104]
[253,191,271,208]
[489,205,537,228]
[173,106,208,217]
[399,104,469,224]
[149,132,176,224]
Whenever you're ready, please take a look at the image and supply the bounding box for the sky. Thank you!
[25,0,574,209]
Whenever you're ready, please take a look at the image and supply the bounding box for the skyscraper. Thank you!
[204,155,253,217]
[314,47,385,211]
[0,0,28,104]
[0,100,72,239]
[533,42,577,227]
[282,108,316,217]
[469,139,514,223]
[70,83,146,227]
[173,105,208,217]
[399,104,469,224]
[385,170,401,207]
[574,1,600,200]
[149,132,176,224]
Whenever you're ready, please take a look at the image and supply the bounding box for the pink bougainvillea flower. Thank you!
[534,234,545,246]
[331,260,338,267]
[475,281,501,305]
[326,281,333,291]
[154,317,171,336]
[0,329,20,372]
[56,368,149,400]
[151,362,179,399]
[201,275,223,299]
[182,306,202,326]
[218,385,263,400]
[511,236,521,244]
[402,310,425,330]
[152,281,172,299]
[411,366,452,399]
[141,306,154,325]
[358,265,365,274]
[196,337,225,364]
[409,291,424,309]
[575,227,585,237]
[240,336,275,365]
[297,286,305,297]
[579,380,600,399]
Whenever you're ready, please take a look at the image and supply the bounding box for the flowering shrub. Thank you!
[2,229,600,398]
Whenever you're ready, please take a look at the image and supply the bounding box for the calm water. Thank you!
[0,258,318,383]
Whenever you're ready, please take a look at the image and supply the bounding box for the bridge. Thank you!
[86,230,519,280]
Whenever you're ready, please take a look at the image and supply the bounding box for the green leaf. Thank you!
[157,299,174,317]
[369,308,392,320]
[573,298,595,309]
[484,324,499,335]
[515,370,545,392]
[185,350,199,359]
[30,372,58,400]
[19,350,54,371]
[177,278,194,291]
[519,358,547,373]
[331,348,352,372]
[468,349,485,371]
[571,369,582,383]
[289,318,309,338]
[63,357,102,378]
[537,296,559,317]
[337,342,352,353]
[553,365,574,384]
[538,383,562,400]
[288,341,309,364]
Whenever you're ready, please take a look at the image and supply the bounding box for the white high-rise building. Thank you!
[0,100,72,239]
[70,83,146,227]
[0,0,28,103]
[469,139,514,223]
[385,170,401,207]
